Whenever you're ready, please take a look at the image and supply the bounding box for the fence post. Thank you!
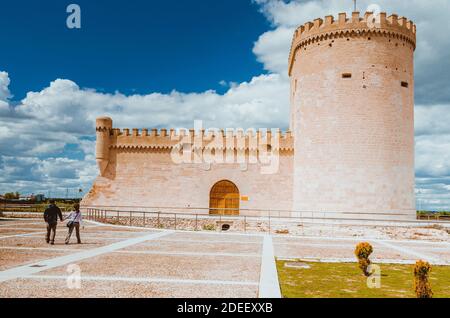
[174,213,177,230]
[195,214,198,231]
[117,210,119,223]
[130,211,132,226]
[268,215,271,234]
[157,213,160,228]
[143,212,146,227]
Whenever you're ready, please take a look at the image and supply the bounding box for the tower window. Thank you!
[401,81,409,88]
[342,73,352,79]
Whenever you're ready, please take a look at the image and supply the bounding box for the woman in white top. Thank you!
[65,203,83,244]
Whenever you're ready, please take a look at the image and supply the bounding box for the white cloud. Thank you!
[253,0,450,104]
[253,27,293,74]
[416,134,450,178]
[13,74,289,133]
[0,71,12,102]
[415,105,450,136]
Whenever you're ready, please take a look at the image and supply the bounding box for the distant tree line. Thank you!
[3,192,20,200]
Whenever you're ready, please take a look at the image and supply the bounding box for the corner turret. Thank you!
[96,116,113,176]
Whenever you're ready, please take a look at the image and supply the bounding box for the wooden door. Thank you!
[209,180,240,215]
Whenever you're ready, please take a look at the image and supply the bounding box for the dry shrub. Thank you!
[355,242,373,277]
[414,260,433,298]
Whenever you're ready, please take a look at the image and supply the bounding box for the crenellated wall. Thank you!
[85,119,294,214]
[103,127,293,150]
[288,11,416,76]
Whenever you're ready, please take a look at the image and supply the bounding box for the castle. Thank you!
[83,11,417,220]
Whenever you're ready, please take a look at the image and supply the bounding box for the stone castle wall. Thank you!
[290,12,416,219]
[83,147,294,215]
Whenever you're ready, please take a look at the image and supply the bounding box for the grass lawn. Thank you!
[277,260,450,298]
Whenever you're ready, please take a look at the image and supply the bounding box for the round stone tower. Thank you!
[96,116,113,177]
[289,12,416,220]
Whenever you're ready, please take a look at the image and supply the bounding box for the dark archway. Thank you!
[209,180,240,215]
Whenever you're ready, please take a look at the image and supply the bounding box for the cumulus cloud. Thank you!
[14,74,289,132]
[0,71,11,102]
[0,72,12,113]
[253,0,450,99]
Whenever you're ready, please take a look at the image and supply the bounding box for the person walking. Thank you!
[44,200,63,245]
[65,203,83,244]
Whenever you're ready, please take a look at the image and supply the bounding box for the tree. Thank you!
[4,192,20,200]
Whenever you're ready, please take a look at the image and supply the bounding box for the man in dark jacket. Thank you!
[44,200,63,245]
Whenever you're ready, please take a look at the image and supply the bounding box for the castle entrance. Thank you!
[209,180,240,215]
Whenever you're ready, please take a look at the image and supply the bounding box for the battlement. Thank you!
[95,117,294,152]
[105,127,294,151]
[288,11,417,75]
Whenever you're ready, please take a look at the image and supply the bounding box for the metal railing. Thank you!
[2,205,449,237]
[81,204,417,218]
[81,206,450,236]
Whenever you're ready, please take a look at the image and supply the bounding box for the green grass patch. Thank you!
[277,260,450,298]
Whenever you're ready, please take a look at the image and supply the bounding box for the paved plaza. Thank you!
[0,218,449,298]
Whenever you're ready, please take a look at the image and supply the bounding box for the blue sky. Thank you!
[0,0,268,98]
[0,0,449,210]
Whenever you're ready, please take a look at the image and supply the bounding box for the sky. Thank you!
[0,0,449,210]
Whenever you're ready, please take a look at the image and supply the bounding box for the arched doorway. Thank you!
[209,180,240,215]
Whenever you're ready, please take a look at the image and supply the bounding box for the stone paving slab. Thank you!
[407,248,450,263]
[0,277,258,298]
[0,249,70,271]
[36,252,261,282]
[274,243,356,259]
[273,236,359,245]
[125,240,263,255]
[0,235,124,250]
[168,232,264,243]
[0,229,43,237]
